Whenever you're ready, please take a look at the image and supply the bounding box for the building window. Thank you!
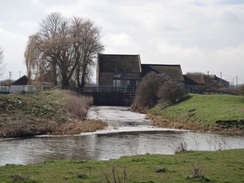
[113,80,122,87]
[130,80,137,85]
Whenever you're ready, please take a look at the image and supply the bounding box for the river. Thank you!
[0,106,243,166]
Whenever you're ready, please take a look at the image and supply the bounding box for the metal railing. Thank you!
[74,86,136,93]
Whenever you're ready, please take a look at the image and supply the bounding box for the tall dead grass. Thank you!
[148,112,212,132]
[61,91,93,120]
[148,112,243,133]
[0,114,58,137]
[50,120,108,135]
[53,91,109,135]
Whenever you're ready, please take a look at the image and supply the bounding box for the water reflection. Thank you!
[0,106,244,166]
[1,131,243,166]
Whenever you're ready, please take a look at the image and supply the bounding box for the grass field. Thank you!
[0,149,243,183]
[151,94,244,130]
[0,90,107,137]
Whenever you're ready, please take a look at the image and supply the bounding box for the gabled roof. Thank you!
[141,64,184,81]
[184,73,205,85]
[98,54,141,73]
[11,75,29,85]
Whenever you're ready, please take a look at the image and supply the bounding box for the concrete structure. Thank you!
[97,54,142,89]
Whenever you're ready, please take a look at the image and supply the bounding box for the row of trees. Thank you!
[25,13,104,89]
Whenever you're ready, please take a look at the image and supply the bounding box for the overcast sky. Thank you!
[0,0,244,84]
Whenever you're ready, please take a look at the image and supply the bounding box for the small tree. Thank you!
[132,72,187,110]
[157,80,187,104]
[132,72,169,109]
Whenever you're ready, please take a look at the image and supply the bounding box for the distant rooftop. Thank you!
[98,54,141,73]
[141,64,184,81]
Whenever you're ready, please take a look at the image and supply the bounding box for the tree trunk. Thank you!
[52,61,58,86]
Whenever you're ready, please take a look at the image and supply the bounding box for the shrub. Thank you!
[239,85,244,96]
[132,72,187,110]
[157,80,187,104]
[133,72,169,109]
[62,91,93,120]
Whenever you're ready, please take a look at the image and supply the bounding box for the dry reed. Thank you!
[50,120,108,135]
[148,112,243,133]
[61,91,93,120]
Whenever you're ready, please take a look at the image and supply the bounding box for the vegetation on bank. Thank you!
[150,94,244,132]
[132,72,187,112]
[0,149,243,183]
[0,90,107,138]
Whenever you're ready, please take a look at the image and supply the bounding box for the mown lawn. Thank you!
[0,149,243,183]
[152,94,244,127]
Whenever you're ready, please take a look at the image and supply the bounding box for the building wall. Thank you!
[10,85,25,94]
[10,85,43,94]
[98,72,141,87]
[186,84,205,94]
[24,85,43,93]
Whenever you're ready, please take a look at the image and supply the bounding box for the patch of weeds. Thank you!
[71,160,87,164]
[155,167,166,173]
[132,158,146,162]
[103,165,127,183]
[133,181,155,183]
[186,162,211,182]
[76,173,88,179]
[172,141,188,153]
[10,173,28,181]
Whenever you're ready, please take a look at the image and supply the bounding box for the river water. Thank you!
[0,106,243,166]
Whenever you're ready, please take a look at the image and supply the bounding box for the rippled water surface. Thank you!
[0,106,243,166]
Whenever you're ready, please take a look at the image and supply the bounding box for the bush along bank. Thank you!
[150,94,244,133]
[0,90,107,138]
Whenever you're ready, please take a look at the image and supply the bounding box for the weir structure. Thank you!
[73,86,136,106]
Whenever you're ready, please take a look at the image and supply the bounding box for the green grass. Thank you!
[0,90,96,137]
[0,149,243,183]
[152,94,244,126]
[0,90,68,121]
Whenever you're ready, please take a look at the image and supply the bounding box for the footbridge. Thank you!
[73,87,136,106]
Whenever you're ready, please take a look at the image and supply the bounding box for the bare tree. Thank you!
[71,18,104,88]
[132,72,187,110]
[133,72,169,109]
[25,12,104,89]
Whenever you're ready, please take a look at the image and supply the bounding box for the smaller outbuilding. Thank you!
[10,75,44,94]
[10,75,29,94]
[141,64,185,82]
[210,75,229,88]
[184,73,205,93]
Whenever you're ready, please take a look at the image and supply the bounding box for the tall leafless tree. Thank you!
[70,18,104,88]
[25,12,104,89]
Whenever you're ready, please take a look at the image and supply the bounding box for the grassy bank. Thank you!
[0,90,107,138]
[150,94,244,132]
[0,149,243,183]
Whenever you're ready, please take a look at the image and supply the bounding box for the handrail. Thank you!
[73,86,136,93]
